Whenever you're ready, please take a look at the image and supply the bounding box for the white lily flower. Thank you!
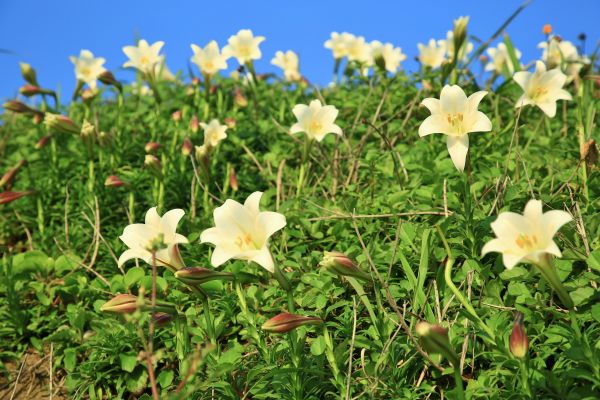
[69,50,106,89]
[122,39,165,74]
[513,60,572,118]
[200,191,286,273]
[118,207,188,270]
[223,29,265,65]
[345,35,370,63]
[200,119,228,147]
[441,30,473,62]
[538,38,587,82]
[485,43,522,74]
[291,99,343,142]
[271,50,301,82]
[417,39,447,69]
[482,199,571,269]
[418,85,492,172]
[324,32,354,59]
[190,40,228,76]
[370,41,407,73]
[154,59,176,81]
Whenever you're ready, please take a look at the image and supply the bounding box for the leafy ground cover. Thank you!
[0,20,599,400]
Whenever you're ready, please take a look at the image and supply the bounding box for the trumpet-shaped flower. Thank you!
[370,41,407,73]
[538,38,587,81]
[291,99,342,142]
[417,39,447,69]
[324,32,354,59]
[513,60,572,118]
[200,119,228,147]
[482,199,571,269]
[118,207,188,270]
[271,50,301,81]
[485,43,522,74]
[190,40,228,76]
[200,191,286,273]
[122,40,165,74]
[69,50,106,89]
[223,29,265,65]
[418,85,492,171]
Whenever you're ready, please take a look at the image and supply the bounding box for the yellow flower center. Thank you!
[308,120,323,133]
[447,112,464,133]
[81,67,92,77]
[140,56,150,65]
[238,46,251,57]
[204,61,214,70]
[235,233,256,250]
[530,86,548,101]
[515,233,538,251]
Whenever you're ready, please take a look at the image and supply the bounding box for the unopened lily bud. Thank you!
[20,63,39,86]
[153,312,173,326]
[144,155,162,177]
[0,190,33,205]
[224,117,236,129]
[3,100,35,114]
[174,267,234,285]
[479,55,489,64]
[181,137,193,156]
[320,251,371,281]
[35,135,51,150]
[81,88,98,103]
[229,166,238,192]
[44,113,80,135]
[190,115,199,133]
[19,84,45,97]
[262,312,322,333]
[105,175,125,187]
[172,110,182,122]
[0,160,27,189]
[234,88,248,107]
[100,294,138,314]
[509,312,529,359]
[452,16,469,58]
[98,71,122,91]
[543,24,552,35]
[145,142,160,153]
[195,144,209,162]
[416,322,459,366]
[32,112,44,124]
[191,77,201,86]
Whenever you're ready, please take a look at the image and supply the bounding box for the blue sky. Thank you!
[0,0,597,100]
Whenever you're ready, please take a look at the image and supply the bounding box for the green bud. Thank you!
[174,267,234,285]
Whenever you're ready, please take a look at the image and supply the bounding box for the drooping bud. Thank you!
[190,115,199,133]
[543,24,552,35]
[224,117,236,129]
[174,267,234,285]
[416,321,459,366]
[145,142,160,153]
[100,294,138,313]
[0,190,33,205]
[320,251,371,281]
[98,71,122,91]
[35,135,51,150]
[144,155,162,177]
[0,160,27,189]
[44,113,81,135]
[104,175,125,187]
[509,312,529,359]
[181,137,194,156]
[262,312,323,334]
[229,166,238,192]
[171,110,182,122]
[19,84,46,97]
[153,312,173,326]
[3,100,35,114]
[452,16,469,60]
[234,88,248,107]
[20,63,39,86]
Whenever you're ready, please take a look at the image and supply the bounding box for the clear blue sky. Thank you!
[0,0,597,100]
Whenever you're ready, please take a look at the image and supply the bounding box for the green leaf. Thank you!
[587,250,600,272]
[570,287,595,306]
[125,266,145,288]
[63,348,77,372]
[119,353,138,372]
[157,370,174,388]
[310,335,326,356]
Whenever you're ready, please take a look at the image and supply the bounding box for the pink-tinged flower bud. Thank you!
[44,113,81,135]
[3,100,35,114]
[145,142,160,153]
[416,322,459,366]
[509,312,529,359]
[0,160,27,189]
[0,190,34,205]
[104,175,125,187]
[191,77,201,86]
[320,251,371,281]
[100,294,138,314]
[172,110,182,122]
[210,85,217,95]
[20,63,39,86]
[234,88,248,107]
[98,71,122,91]
[181,138,194,156]
[175,267,234,285]
[262,313,323,334]
[190,115,199,133]
[144,154,162,177]
[35,135,51,150]
[224,117,236,129]
[81,88,98,103]
[32,112,44,124]
[479,55,489,63]
[229,166,238,192]
[153,312,173,327]
[19,84,47,97]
